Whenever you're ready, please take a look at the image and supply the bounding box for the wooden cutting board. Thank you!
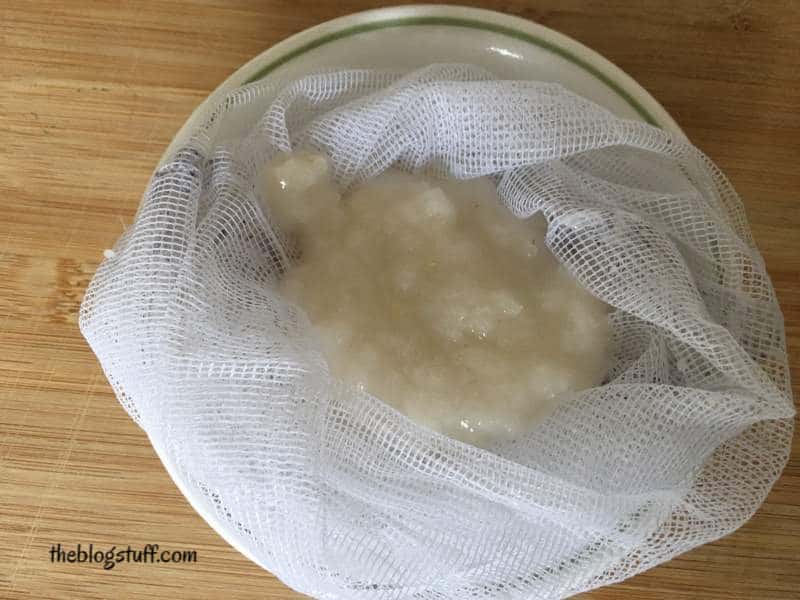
[1,1,798,598]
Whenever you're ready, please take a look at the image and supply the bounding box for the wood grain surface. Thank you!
[1,1,798,598]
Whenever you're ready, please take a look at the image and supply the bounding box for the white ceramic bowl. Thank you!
[153,3,682,573]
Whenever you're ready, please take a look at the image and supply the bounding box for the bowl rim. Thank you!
[160,4,682,164]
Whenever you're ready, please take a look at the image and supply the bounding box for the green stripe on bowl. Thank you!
[244,16,660,126]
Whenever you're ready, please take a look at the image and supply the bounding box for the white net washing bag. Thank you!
[80,64,795,599]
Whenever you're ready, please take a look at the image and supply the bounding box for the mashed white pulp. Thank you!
[262,153,610,446]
